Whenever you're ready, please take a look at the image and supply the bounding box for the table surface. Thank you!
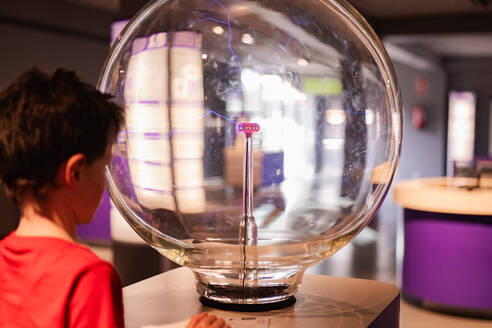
[394,177,492,215]
[400,300,492,328]
[123,267,399,328]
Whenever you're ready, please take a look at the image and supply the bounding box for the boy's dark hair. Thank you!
[0,68,124,205]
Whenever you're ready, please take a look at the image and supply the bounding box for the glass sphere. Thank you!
[99,0,402,305]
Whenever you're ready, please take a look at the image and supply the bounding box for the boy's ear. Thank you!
[58,154,87,189]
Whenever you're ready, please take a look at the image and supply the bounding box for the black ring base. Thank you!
[199,296,296,312]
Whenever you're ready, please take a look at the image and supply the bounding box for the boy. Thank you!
[0,68,228,328]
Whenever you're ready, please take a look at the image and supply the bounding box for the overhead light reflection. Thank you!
[297,58,309,66]
[323,138,345,150]
[365,109,374,125]
[326,109,346,125]
[212,26,224,35]
[241,33,254,45]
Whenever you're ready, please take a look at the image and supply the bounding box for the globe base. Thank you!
[199,295,296,312]
[194,269,303,306]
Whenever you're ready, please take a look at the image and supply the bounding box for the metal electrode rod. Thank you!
[244,132,253,218]
[237,122,260,236]
[236,122,260,294]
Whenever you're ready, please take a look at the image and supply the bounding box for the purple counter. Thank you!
[403,209,492,316]
[395,177,492,317]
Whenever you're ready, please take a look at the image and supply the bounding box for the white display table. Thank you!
[123,267,400,328]
[394,177,492,215]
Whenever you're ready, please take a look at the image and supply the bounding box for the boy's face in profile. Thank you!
[73,145,112,225]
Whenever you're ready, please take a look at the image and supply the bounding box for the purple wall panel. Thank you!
[76,191,111,243]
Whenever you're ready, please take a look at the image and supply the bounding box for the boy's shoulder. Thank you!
[0,234,123,327]
[0,233,113,278]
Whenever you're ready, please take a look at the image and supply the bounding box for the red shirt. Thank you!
[0,233,124,328]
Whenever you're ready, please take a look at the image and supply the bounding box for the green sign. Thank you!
[303,78,342,95]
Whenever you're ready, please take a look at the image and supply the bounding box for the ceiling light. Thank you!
[241,33,254,45]
[326,109,346,125]
[212,26,224,35]
[297,58,309,66]
[365,109,374,125]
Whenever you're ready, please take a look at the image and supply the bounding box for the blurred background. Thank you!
[1,0,492,326]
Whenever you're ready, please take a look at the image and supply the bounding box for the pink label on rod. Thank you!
[236,122,260,135]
